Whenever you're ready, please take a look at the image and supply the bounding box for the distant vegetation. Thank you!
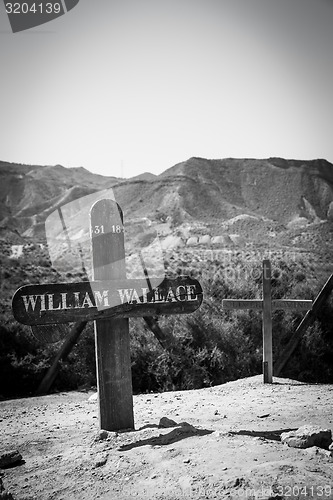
[1,245,333,400]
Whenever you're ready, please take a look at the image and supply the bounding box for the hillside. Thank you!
[108,157,333,256]
[160,157,333,223]
[0,161,122,240]
[1,157,333,242]
[1,156,333,278]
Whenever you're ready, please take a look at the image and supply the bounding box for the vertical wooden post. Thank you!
[262,259,273,383]
[90,199,134,431]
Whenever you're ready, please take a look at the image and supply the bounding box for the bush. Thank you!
[0,322,96,398]
[1,255,333,398]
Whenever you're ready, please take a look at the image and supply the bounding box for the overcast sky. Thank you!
[1,0,332,178]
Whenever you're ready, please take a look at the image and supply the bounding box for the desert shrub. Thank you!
[128,297,263,394]
[1,254,333,398]
[0,321,97,399]
[0,323,50,397]
[295,271,306,283]
[130,318,163,392]
[54,323,96,390]
[282,321,333,383]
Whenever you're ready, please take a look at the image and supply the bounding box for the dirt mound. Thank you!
[1,375,333,499]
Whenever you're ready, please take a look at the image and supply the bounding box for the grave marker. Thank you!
[222,260,312,383]
[91,199,133,430]
[12,198,203,431]
[12,276,203,325]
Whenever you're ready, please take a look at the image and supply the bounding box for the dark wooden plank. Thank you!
[262,260,273,383]
[274,274,333,376]
[91,199,134,431]
[12,276,203,325]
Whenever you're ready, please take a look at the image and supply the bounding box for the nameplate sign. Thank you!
[12,276,203,325]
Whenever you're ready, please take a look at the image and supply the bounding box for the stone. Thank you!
[96,429,108,440]
[212,430,226,437]
[94,454,108,467]
[88,392,98,402]
[93,429,117,442]
[0,450,22,468]
[305,446,333,460]
[281,425,332,449]
[159,417,178,428]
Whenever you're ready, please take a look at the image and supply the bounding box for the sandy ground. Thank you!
[1,375,333,500]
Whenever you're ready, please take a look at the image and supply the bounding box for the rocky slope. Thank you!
[1,157,333,254]
[159,157,333,223]
[0,161,121,240]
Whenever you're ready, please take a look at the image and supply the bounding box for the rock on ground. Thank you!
[281,425,332,449]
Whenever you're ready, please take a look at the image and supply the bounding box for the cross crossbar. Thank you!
[223,299,312,311]
[222,260,312,383]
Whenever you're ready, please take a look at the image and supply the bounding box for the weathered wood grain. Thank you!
[12,277,203,325]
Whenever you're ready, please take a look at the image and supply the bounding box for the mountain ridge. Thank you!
[1,157,333,250]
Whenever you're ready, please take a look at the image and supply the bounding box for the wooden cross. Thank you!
[12,199,203,431]
[222,259,312,383]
